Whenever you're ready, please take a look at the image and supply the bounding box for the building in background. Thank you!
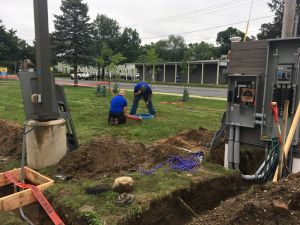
[135,58,228,85]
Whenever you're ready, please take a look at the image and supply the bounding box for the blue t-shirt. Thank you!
[134,82,152,97]
[110,95,127,113]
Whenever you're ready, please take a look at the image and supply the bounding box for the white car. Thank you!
[120,73,140,80]
[70,72,91,80]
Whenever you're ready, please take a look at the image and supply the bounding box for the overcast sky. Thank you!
[1,0,274,45]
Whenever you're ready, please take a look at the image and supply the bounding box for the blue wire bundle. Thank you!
[140,152,203,175]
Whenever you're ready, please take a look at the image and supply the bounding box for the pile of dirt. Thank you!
[147,128,214,163]
[56,128,214,179]
[56,136,147,179]
[188,173,300,225]
[0,119,22,159]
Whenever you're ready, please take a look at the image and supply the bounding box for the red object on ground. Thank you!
[271,102,279,122]
[126,114,142,121]
[55,80,109,87]
[0,75,18,80]
[4,171,65,225]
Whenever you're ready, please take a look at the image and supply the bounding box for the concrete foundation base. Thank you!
[292,158,300,173]
[26,119,67,169]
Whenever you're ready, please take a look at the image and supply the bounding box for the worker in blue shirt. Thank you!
[130,82,156,115]
[108,90,128,125]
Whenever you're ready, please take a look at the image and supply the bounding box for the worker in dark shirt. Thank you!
[130,82,156,115]
[108,90,128,125]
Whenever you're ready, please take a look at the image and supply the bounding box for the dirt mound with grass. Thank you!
[57,128,214,179]
[188,173,300,225]
[56,136,147,179]
[0,119,22,159]
[147,128,214,163]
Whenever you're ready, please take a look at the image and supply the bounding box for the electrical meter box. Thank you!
[226,75,260,128]
[276,64,294,84]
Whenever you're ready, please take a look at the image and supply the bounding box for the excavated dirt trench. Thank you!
[188,173,300,225]
[118,174,243,225]
[0,119,273,225]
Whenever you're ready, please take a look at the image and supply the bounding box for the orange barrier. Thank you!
[55,80,109,87]
[0,75,18,80]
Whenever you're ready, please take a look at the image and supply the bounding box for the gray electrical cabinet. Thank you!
[261,38,300,143]
[227,75,260,128]
[226,38,300,146]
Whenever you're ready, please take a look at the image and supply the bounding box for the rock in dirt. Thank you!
[272,200,289,215]
[0,119,22,159]
[112,176,134,193]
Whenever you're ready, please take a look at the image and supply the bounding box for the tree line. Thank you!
[0,0,283,82]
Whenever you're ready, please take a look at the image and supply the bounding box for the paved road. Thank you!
[55,78,227,98]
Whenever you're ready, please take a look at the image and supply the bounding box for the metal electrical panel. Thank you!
[261,38,300,142]
[226,75,260,128]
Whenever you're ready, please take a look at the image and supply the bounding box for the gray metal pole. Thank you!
[294,3,299,37]
[228,125,235,169]
[233,126,240,169]
[282,0,297,38]
[33,0,59,120]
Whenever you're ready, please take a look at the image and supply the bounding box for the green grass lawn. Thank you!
[0,80,225,144]
[0,80,234,225]
[45,162,239,225]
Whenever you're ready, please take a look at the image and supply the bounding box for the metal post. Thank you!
[201,62,204,84]
[216,61,220,85]
[174,63,177,83]
[152,65,155,82]
[282,0,297,38]
[33,0,58,120]
[187,63,190,84]
[163,64,166,83]
[294,5,299,37]
[143,64,145,81]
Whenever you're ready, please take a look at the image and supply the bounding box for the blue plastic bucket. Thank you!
[136,113,154,120]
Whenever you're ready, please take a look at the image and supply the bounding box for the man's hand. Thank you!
[134,90,141,95]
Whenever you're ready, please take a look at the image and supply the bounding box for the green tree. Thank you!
[257,0,283,39]
[92,14,120,79]
[52,0,92,85]
[96,43,113,79]
[137,43,156,62]
[188,41,216,60]
[155,35,186,61]
[118,28,141,63]
[0,20,34,72]
[145,48,159,82]
[216,27,245,55]
[180,47,197,83]
[107,53,127,78]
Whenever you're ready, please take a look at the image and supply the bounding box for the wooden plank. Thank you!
[229,68,266,75]
[0,167,54,211]
[0,182,53,211]
[231,40,268,50]
[273,101,300,182]
[231,51,268,58]
[230,57,267,62]
[230,62,267,67]
[25,167,53,185]
[229,40,268,75]
[0,168,20,187]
